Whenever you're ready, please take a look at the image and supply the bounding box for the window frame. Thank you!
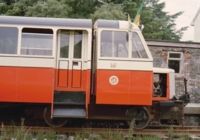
[98,28,152,61]
[167,51,183,74]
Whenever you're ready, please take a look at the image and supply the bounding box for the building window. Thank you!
[0,27,18,54]
[168,52,182,73]
[21,28,53,56]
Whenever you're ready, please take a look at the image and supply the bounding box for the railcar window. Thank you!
[0,27,18,54]
[21,28,53,56]
[101,31,112,57]
[60,31,70,58]
[132,32,148,58]
[101,31,128,58]
[74,31,82,58]
[114,31,128,57]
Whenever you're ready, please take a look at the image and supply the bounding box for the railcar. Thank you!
[0,16,185,129]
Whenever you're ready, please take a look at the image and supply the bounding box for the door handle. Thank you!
[73,61,79,66]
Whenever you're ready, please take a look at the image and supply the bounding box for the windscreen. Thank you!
[100,30,128,58]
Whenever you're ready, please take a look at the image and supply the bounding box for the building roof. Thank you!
[0,16,92,28]
[191,7,200,26]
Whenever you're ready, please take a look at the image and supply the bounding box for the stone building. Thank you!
[147,40,200,103]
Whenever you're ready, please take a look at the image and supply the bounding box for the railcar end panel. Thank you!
[95,70,153,105]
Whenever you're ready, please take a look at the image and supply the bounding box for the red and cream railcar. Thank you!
[0,16,181,129]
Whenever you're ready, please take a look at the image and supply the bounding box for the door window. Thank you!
[59,30,83,59]
[73,31,82,59]
[60,31,70,58]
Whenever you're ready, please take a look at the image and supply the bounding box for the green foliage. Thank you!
[109,0,187,41]
[0,0,187,41]
[63,0,97,18]
[0,125,191,140]
[91,3,126,21]
[26,0,71,17]
[4,0,38,16]
[0,125,56,140]
[0,2,8,15]
[73,130,162,140]
[141,0,187,41]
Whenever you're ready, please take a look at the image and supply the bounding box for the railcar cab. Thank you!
[94,20,153,105]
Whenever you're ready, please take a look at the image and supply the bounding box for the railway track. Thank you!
[1,125,200,138]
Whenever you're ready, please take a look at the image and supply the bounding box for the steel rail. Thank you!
[0,125,200,135]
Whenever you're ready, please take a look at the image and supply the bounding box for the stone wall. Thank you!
[148,41,200,103]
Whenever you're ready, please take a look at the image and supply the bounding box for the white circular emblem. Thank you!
[109,75,119,85]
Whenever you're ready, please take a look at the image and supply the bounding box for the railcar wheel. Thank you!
[126,107,150,129]
[43,107,67,127]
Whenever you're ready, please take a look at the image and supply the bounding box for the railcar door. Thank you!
[56,30,84,90]
[50,28,91,120]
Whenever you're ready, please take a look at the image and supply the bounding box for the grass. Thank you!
[73,129,161,140]
[0,123,192,140]
[0,125,161,140]
[0,122,56,140]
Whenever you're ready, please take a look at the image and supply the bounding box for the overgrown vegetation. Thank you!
[0,125,56,140]
[0,126,161,140]
[0,124,192,140]
[0,0,187,41]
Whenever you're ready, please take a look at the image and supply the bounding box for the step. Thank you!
[54,102,85,106]
[53,108,86,118]
[54,91,85,105]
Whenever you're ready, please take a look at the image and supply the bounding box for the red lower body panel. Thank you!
[96,70,153,105]
[0,67,91,104]
[0,66,54,103]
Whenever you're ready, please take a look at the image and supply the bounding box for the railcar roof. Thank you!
[0,16,92,28]
[95,19,119,28]
[94,19,138,29]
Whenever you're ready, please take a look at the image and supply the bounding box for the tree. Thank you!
[0,0,186,41]
[0,1,9,15]
[106,0,187,41]
[26,0,71,17]
[141,0,187,41]
[0,0,38,16]
[63,0,97,18]
[91,3,126,21]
